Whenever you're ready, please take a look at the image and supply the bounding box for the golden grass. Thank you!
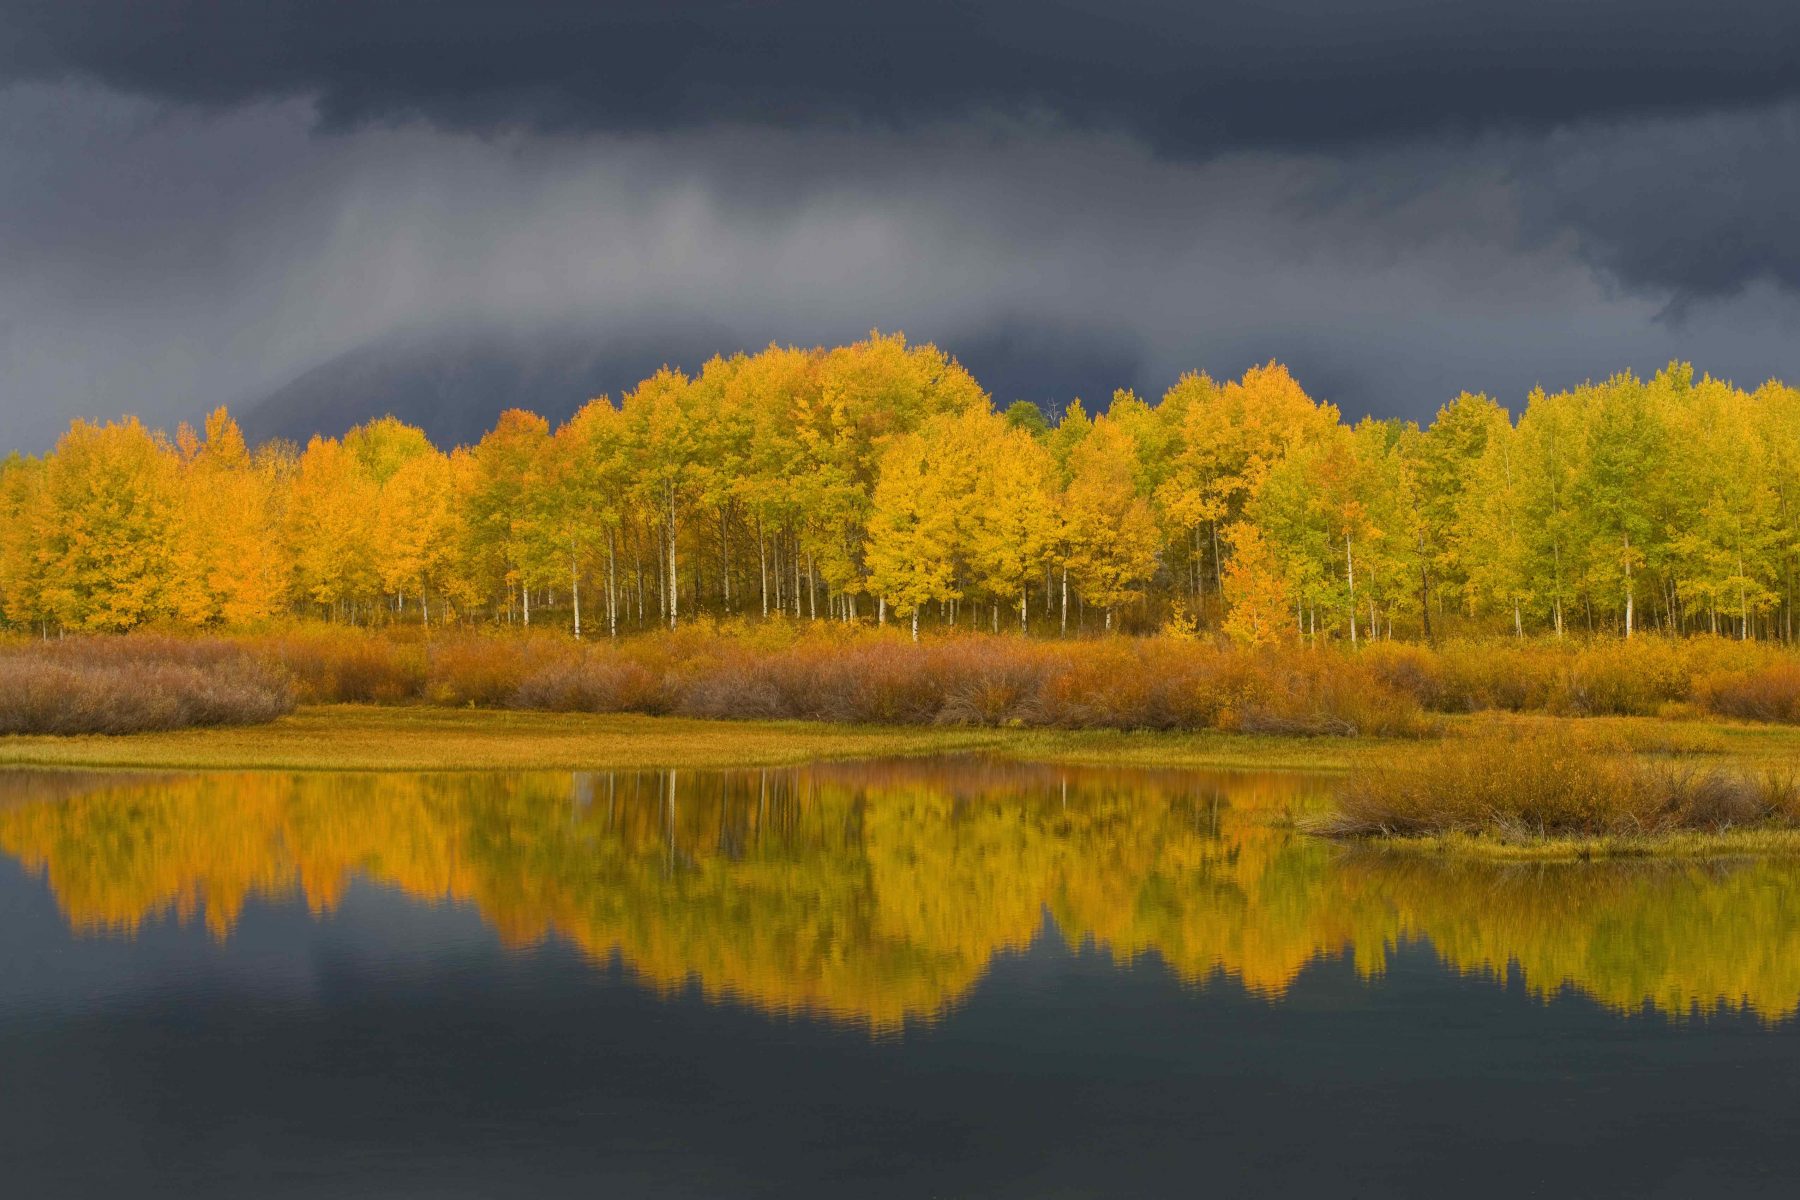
[0,704,1411,773]
[1343,828,1800,862]
[3,704,1798,776]
[1317,722,1800,847]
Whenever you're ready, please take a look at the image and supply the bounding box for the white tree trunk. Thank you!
[571,548,582,639]
[667,482,679,630]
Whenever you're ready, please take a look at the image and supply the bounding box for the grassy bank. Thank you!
[1340,828,1800,862]
[4,704,1800,775]
[0,704,1399,772]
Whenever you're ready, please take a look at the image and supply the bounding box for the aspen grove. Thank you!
[5,334,1800,644]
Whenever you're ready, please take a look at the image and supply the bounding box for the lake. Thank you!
[4,760,1800,1197]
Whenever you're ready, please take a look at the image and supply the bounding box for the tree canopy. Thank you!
[5,341,1797,642]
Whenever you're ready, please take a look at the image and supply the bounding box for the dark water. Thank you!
[4,762,1800,1197]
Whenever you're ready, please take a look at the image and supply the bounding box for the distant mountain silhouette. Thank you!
[237,319,1140,449]
[238,322,732,449]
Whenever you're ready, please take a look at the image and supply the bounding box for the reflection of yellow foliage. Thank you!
[4,763,1800,1029]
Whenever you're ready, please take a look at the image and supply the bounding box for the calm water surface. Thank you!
[4,760,1800,1197]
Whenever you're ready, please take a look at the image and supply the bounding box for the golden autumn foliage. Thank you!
[8,762,1800,1028]
[4,339,1797,645]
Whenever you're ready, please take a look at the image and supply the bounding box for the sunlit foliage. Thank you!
[5,342,1800,642]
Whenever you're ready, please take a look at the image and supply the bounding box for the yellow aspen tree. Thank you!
[376,448,456,626]
[1062,415,1160,631]
[967,414,1057,632]
[1220,523,1296,646]
[0,454,51,631]
[169,409,285,627]
[38,418,183,631]
[284,436,380,621]
[865,430,965,640]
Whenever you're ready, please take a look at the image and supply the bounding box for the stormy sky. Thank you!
[3,1,1799,451]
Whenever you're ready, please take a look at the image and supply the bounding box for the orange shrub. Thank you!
[512,653,667,713]
[423,634,574,706]
[1694,662,1800,723]
[255,628,425,703]
[21,624,1800,737]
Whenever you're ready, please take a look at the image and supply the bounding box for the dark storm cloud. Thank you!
[5,1,1799,154]
[1517,105,1800,303]
[5,82,1796,458]
[2,5,1798,455]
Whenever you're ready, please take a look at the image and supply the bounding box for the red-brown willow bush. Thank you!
[255,627,425,703]
[30,625,1800,737]
[639,628,1431,735]
[0,636,293,734]
[1693,661,1800,724]
[1364,635,1799,719]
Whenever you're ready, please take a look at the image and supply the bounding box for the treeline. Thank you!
[4,332,1799,642]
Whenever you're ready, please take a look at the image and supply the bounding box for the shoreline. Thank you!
[1,704,1797,773]
[0,704,1400,774]
[1324,828,1800,862]
[7,706,1800,859]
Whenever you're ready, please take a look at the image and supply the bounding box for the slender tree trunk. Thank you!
[1622,533,1634,639]
[1211,520,1223,599]
[1020,587,1028,634]
[666,481,679,630]
[1060,567,1068,636]
[911,608,919,642]
[1741,559,1750,641]
[1551,540,1565,639]
[571,544,581,639]
[757,515,768,618]
[1419,560,1433,643]
[1345,531,1357,647]
[719,505,731,614]
[607,531,618,638]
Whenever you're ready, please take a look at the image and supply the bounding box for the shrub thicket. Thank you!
[13,626,1800,738]
[0,637,293,734]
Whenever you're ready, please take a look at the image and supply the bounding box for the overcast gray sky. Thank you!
[3,1,1799,451]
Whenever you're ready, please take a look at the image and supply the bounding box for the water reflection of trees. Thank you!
[2,763,1798,1027]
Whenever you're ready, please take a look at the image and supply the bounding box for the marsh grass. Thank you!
[0,637,293,734]
[1319,724,1800,842]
